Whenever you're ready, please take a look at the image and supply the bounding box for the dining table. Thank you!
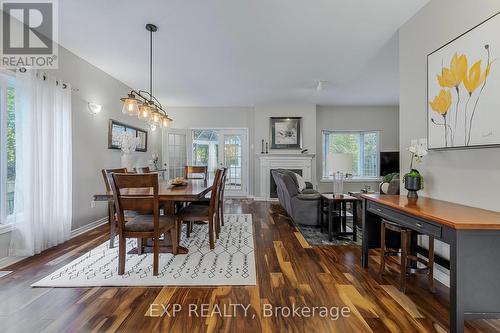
[93,178,212,254]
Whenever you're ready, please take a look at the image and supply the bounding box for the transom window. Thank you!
[322,130,380,178]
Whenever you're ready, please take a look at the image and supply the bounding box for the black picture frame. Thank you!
[270,117,302,149]
[108,119,148,152]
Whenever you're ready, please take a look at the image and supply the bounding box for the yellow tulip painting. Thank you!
[427,13,500,149]
[429,44,495,148]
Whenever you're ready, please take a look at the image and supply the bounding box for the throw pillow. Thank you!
[293,172,307,192]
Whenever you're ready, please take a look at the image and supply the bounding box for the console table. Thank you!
[361,194,500,333]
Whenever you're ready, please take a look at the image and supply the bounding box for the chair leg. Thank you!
[215,210,220,239]
[428,236,435,293]
[379,222,386,276]
[186,221,191,238]
[220,199,225,226]
[171,222,179,255]
[153,235,159,276]
[118,234,125,275]
[109,204,116,248]
[137,238,143,255]
[208,215,215,249]
[400,230,408,293]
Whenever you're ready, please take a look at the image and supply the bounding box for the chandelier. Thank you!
[120,23,172,130]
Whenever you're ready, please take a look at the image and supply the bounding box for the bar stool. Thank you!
[379,220,435,293]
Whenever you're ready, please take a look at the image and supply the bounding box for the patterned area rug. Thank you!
[32,214,256,287]
[297,224,362,246]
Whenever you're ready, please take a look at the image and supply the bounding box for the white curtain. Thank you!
[9,70,72,256]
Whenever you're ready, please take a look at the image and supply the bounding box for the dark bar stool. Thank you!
[379,220,435,293]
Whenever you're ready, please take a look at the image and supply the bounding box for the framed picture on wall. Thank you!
[108,119,148,152]
[427,12,500,150]
[270,117,302,149]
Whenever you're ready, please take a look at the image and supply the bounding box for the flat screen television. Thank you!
[380,151,399,176]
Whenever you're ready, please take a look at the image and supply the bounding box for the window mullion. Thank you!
[358,133,364,177]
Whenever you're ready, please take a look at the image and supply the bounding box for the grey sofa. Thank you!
[271,169,321,226]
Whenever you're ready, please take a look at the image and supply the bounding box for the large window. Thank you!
[322,130,380,179]
[1,79,16,223]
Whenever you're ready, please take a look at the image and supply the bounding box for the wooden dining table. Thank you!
[93,179,212,254]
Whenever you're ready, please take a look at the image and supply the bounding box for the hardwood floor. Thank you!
[0,200,499,332]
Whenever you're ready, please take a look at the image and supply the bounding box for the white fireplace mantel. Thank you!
[256,154,315,200]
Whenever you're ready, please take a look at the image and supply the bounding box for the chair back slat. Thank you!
[111,173,160,229]
[185,166,208,180]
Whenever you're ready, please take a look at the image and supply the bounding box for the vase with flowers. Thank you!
[117,132,140,171]
[404,142,428,199]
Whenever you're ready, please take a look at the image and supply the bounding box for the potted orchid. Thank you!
[404,141,428,199]
[117,131,140,171]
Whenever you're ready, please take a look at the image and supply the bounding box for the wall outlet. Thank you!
[90,201,96,208]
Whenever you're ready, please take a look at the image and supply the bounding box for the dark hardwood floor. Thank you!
[0,200,499,332]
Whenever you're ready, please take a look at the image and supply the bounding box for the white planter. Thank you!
[121,152,135,171]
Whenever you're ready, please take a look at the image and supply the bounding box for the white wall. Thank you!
[316,105,399,193]
[0,45,161,261]
[399,0,500,263]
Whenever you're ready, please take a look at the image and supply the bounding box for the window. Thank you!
[192,129,219,178]
[322,130,380,179]
[1,78,16,223]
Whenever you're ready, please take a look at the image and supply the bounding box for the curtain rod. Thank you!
[19,67,68,89]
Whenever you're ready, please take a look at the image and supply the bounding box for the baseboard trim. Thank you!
[0,255,27,270]
[70,217,108,239]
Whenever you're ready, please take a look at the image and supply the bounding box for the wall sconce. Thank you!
[88,102,102,115]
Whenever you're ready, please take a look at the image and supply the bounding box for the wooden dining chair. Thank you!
[178,168,222,249]
[111,173,179,276]
[191,167,227,236]
[184,166,209,180]
[101,168,128,248]
[135,167,151,174]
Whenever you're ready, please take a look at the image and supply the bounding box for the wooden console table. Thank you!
[361,194,500,333]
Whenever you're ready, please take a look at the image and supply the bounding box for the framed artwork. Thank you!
[427,12,500,150]
[108,119,148,152]
[270,117,302,149]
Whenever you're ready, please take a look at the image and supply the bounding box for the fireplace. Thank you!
[269,169,303,199]
[257,154,314,200]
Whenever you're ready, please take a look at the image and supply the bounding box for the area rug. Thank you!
[297,223,362,246]
[32,214,256,287]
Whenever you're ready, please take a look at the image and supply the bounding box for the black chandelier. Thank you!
[120,23,172,130]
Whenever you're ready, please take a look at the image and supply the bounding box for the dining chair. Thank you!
[111,173,179,276]
[178,168,222,249]
[191,167,227,236]
[101,168,128,248]
[184,165,209,180]
[135,167,151,174]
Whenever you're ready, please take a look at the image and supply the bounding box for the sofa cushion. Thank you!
[293,172,307,191]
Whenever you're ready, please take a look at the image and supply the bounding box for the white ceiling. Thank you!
[59,0,429,107]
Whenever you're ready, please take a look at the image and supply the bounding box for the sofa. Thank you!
[271,169,321,226]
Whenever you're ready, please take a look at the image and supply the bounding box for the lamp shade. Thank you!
[326,153,353,174]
